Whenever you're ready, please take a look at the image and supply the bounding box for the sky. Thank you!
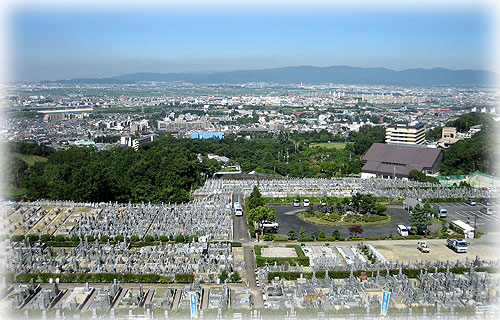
[5,1,497,81]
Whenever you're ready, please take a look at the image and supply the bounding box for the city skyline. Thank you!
[7,2,495,81]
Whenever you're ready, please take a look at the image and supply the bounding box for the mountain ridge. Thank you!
[46,65,496,86]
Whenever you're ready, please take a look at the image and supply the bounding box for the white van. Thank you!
[397,225,409,237]
[438,206,447,218]
[234,208,243,216]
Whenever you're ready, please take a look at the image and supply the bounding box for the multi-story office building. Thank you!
[386,122,425,145]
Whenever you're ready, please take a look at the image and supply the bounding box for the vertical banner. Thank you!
[190,293,198,319]
[381,290,390,316]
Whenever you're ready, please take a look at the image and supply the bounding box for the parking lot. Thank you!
[268,201,499,238]
[269,203,413,238]
[438,202,500,232]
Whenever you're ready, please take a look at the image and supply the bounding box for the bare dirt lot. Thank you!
[362,233,500,263]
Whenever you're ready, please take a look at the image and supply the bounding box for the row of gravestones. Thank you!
[6,241,235,283]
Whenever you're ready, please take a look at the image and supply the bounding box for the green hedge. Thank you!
[175,273,195,283]
[14,273,174,283]
[424,198,466,203]
[254,245,310,267]
[231,242,242,247]
[267,266,500,281]
[297,237,314,242]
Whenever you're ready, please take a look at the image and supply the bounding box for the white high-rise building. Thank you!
[385,122,425,145]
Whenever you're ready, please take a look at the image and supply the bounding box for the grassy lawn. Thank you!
[309,142,347,150]
[298,211,391,226]
[16,154,48,166]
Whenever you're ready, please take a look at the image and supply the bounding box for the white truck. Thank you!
[447,238,468,253]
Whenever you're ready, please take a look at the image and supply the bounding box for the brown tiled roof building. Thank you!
[361,143,443,178]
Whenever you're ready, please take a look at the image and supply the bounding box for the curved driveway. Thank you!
[268,204,436,238]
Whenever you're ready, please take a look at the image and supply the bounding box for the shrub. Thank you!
[159,235,168,242]
[144,235,154,243]
[40,234,52,242]
[11,235,25,242]
[230,271,241,282]
[297,237,314,242]
[274,237,288,242]
[231,242,242,247]
[219,270,229,283]
[55,235,67,242]
[175,273,195,283]
[114,235,124,242]
[174,235,185,243]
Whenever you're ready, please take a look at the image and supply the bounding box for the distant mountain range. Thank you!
[48,65,496,86]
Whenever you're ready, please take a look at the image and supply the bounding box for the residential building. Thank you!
[385,122,425,145]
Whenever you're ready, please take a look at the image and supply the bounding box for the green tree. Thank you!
[230,271,241,282]
[247,206,275,225]
[331,229,341,239]
[319,231,326,239]
[300,228,306,238]
[408,204,432,234]
[287,230,297,240]
[408,170,439,184]
[219,270,229,283]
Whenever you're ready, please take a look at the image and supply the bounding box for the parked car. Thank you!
[433,204,448,218]
[260,221,279,229]
[480,206,493,215]
[465,199,477,206]
[417,241,430,253]
[480,198,492,206]
[397,225,409,237]
[303,199,310,207]
[293,199,300,207]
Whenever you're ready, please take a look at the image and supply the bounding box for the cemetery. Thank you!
[0,175,498,319]
[195,177,490,200]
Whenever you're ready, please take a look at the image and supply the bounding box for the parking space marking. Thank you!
[454,210,500,222]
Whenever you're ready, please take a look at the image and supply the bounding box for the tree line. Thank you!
[5,125,385,203]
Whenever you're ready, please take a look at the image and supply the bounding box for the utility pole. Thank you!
[474,213,477,238]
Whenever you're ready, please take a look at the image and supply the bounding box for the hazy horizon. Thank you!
[6,3,495,81]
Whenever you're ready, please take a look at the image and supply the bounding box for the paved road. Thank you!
[243,245,263,308]
[232,193,249,243]
[269,203,414,238]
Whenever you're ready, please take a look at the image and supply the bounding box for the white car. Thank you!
[260,221,279,229]
[293,199,300,207]
[303,199,310,207]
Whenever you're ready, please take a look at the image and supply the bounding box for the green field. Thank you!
[309,142,347,150]
[16,154,48,166]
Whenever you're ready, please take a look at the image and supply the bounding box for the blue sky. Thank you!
[8,5,494,80]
